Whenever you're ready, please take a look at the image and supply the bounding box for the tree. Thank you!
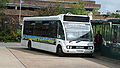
[36,1,87,16]
[111,13,120,18]
[91,8,99,18]
[36,3,65,16]
[0,0,21,42]
[0,16,21,42]
[0,0,8,18]
[36,1,98,16]
[0,0,7,29]
[67,1,99,16]
[68,1,88,15]
[0,0,8,12]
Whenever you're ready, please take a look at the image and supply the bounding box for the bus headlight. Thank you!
[88,46,93,49]
[66,45,69,49]
[66,45,72,49]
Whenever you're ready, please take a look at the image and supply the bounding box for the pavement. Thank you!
[0,46,25,68]
[0,42,21,46]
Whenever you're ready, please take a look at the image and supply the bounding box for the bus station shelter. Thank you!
[91,19,120,60]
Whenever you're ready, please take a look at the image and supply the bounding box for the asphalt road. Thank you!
[0,42,120,68]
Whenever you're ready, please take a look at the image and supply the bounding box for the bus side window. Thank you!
[23,21,35,35]
[49,21,57,38]
[34,21,57,38]
[57,21,65,40]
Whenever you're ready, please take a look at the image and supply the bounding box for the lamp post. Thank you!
[19,0,24,23]
[19,0,21,23]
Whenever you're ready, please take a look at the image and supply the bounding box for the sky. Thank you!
[94,0,120,13]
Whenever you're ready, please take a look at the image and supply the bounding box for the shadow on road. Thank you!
[8,46,57,56]
[8,46,95,58]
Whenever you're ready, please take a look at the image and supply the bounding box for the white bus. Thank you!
[21,14,94,56]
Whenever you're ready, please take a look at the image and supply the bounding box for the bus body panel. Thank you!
[62,41,94,54]
[21,40,28,46]
[57,40,94,54]
[21,39,94,54]
[32,41,56,53]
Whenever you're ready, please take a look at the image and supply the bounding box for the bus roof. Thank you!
[23,16,60,21]
[23,14,89,21]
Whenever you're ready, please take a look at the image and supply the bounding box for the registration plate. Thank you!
[76,50,83,52]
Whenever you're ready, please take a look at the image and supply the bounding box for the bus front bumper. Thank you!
[63,49,94,54]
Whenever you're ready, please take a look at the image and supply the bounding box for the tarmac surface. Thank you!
[0,46,25,68]
[0,42,120,68]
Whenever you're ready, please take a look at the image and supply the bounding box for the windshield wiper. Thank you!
[69,39,76,43]
[76,39,88,43]
[69,38,81,43]
[76,40,81,43]
[69,40,75,43]
[69,39,81,43]
[69,40,72,43]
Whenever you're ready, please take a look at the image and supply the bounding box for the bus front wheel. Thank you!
[57,45,64,57]
[28,41,32,49]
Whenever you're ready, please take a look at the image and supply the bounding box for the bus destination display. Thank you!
[64,15,89,22]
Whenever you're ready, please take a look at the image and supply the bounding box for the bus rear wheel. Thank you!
[28,41,32,49]
[57,45,64,57]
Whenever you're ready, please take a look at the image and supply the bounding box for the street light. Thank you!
[19,0,24,23]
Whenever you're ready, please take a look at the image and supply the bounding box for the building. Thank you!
[4,0,101,22]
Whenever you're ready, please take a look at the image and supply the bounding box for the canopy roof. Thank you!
[91,18,120,25]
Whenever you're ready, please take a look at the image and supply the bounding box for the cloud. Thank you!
[94,0,120,12]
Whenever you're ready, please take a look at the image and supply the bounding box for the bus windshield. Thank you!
[64,22,92,41]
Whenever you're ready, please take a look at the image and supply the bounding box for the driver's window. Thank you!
[57,21,65,40]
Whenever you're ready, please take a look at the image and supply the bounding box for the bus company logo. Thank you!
[23,35,56,44]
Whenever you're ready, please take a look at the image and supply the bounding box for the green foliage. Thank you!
[0,30,21,42]
[92,8,99,15]
[0,0,8,11]
[36,4,65,16]
[111,13,120,18]
[0,16,21,42]
[91,8,99,18]
[68,1,88,15]
[36,1,88,16]
[36,1,98,16]
[0,0,21,42]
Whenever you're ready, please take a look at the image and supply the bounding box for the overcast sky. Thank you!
[94,0,120,13]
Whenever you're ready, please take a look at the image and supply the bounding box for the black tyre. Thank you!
[57,45,64,57]
[88,54,94,58]
[28,41,32,49]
